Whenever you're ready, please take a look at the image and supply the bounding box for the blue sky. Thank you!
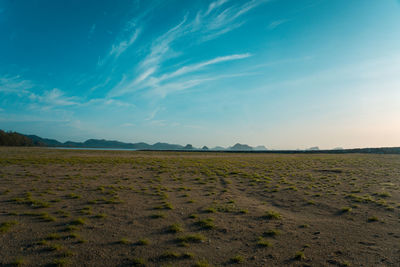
[1,0,400,149]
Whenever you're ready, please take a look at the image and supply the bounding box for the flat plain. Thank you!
[0,147,399,266]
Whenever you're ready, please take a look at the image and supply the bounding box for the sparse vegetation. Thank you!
[94,213,107,219]
[263,210,281,220]
[158,251,193,260]
[136,238,150,245]
[129,258,145,266]
[340,206,352,213]
[294,251,305,260]
[230,255,244,263]
[257,237,272,247]
[70,218,85,225]
[367,216,379,222]
[167,223,183,233]
[194,259,210,267]
[0,220,18,233]
[0,147,398,266]
[195,218,215,230]
[52,257,69,266]
[118,238,131,244]
[176,234,205,246]
[150,212,166,219]
[262,229,280,237]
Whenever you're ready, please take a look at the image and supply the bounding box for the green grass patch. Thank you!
[176,234,205,246]
[0,220,18,233]
[118,238,131,244]
[262,229,280,237]
[70,218,85,225]
[230,255,244,264]
[195,218,215,230]
[263,210,281,220]
[367,216,379,222]
[167,223,183,233]
[136,238,150,245]
[294,251,305,260]
[257,237,272,247]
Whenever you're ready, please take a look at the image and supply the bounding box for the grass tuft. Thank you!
[0,220,18,233]
[136,238,150,245]
[118,238,131,244]
[263,210,281,220]
[167,223,183,233]
[194,260,210,267]
[150,213,165,219]
[70,218,85,225]
[94,213,107,219]
[195,218,215,230]
[230,255,244,264]
[257,238,272,247]
[176,234,205,246]
[340,207,352,214]
[294,251,305,260]
[158,251,180,260]
[130,258,145,266]
[52,257,68,267]
[262,229,280,237]
[367,216,379,222]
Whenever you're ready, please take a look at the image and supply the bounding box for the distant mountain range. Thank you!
[2,130,400,154]
[25,134,268,151]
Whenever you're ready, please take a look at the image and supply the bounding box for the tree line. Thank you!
[0,130,41,146]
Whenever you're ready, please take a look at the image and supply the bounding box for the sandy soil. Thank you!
[0,147,399,266]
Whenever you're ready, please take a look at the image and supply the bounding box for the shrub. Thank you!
[230,255,244,263]
[263,210,281,220]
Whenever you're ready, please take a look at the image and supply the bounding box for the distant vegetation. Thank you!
[21,132,269,151]
[0,130,43,147]
[1,129,400,154]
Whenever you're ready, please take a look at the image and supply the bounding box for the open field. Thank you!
[0,147,399,266]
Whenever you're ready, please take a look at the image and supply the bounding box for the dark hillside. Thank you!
[0,130,39,146]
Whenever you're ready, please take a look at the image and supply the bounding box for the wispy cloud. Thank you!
[98,2,162,67]
[109,28,141,58]
[133,67,157,85]
[268,19,288,30]
[109,53,251,97]
[29,88,79,108]
[85,98,134,108]
[145,107,161,120]
[158,53,252,81]
[0,75,34,94]
[98,23,141,66]
[205,0,229,16]
[0,75,81,111]
[0,73,134,111]
[140,15,188,70]
[193,0,268,40]
[148,78,209,98]
[147,72,255,98]
[89,77,111,92]
[108,0,266,98]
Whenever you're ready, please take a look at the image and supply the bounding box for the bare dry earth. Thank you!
[0,147,399,266]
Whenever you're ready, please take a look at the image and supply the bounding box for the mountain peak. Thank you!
[230,143,253,151]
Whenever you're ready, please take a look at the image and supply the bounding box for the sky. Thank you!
[1,0,400,149]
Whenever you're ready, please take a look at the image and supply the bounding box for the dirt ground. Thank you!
[0,147,399,266]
